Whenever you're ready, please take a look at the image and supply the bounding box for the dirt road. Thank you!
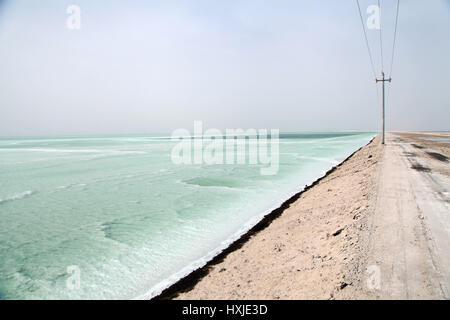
[365,132,450,299]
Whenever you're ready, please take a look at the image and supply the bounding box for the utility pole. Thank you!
[376,72,391,145]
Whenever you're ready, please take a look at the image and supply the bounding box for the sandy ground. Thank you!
[158,132,449,300]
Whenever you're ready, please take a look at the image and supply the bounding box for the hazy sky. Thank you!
[0,0,449,137]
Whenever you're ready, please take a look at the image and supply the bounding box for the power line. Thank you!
[378,0,384,73]
[389,0,400,77]
[356,0,377,79]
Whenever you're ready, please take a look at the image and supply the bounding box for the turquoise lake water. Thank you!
[0,132,375,299]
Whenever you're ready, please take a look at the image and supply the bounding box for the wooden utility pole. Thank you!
[376,72,391,144]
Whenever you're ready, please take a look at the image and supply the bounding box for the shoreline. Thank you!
[154,136,379,300]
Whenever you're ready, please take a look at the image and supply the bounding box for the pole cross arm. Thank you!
[376,77,392,83]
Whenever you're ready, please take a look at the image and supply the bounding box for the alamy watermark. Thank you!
[367,4,380,30]
[66,265,81,290]
[171,121,280,176]
[366,264,381,290]
[66,5,81,30]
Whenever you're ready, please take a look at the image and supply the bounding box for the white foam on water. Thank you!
[0,148,146,155]
[0,190,35,204]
